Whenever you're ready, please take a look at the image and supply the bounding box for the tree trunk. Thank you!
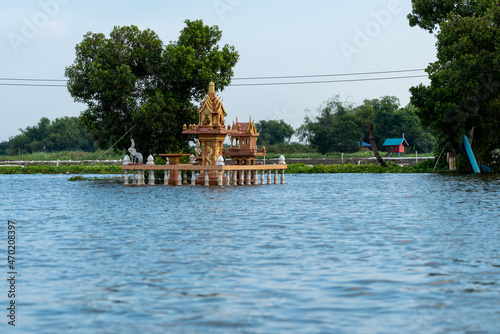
[467,126,475,147]
[369,122,388,168]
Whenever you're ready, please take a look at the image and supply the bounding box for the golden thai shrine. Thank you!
[121,81,287,186]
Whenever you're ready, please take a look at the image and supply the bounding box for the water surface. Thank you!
[1,173,499,333]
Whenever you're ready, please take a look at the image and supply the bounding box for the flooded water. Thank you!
[1,173,499,333]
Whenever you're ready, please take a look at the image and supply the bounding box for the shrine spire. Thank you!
[208,81,216,98]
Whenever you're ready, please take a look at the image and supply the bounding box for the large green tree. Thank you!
[408,0,500,166]
[297,96,362,154]
[65,20,239,157]
[255,119,295,146]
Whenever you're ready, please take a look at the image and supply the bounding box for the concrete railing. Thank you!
[122,164,287,187]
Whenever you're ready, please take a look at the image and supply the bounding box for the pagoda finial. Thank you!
[208,81,215,97]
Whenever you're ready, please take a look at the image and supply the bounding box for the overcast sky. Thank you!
[0,0,437,142]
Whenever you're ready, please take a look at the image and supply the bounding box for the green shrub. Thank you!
[0,164,122,175]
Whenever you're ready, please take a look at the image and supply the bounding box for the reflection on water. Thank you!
[1,173,499,333]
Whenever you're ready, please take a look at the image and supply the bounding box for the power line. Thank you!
[0,69,429,88]
[0,68,426,83]
[230,75,428,86]
[2,65,498,85]
[0,83,67,87]
[0,75,428,88]
[232,69,426,80]
[0,78,67,82]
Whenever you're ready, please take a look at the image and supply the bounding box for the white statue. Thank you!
[128,138,143,164]
[195,140,202,157]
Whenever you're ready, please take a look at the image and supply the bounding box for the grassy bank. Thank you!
[286,162,448,173]
[0,164,122,174]
[0,160,449,175]
[259,151,434,160]
[0,150,125,161]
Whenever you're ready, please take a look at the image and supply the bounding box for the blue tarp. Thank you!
[357,141,371,147]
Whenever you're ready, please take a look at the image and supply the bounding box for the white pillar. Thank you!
[177,171,182,186]
[216,156,225,187]
[253,170,259,185]
[163,170,170,186]
[261,169,265,184]
[124,170,129,186]
[191,170,196,186]
[165,158,170,185]
[204,170,209,186]
[267,170,272,184]
[183,172,187,184]
[139,170,145,185]
[132,170,137,185]
[147,155,154,165]
[233,170,238,185]
[246,170,252,185]
[239,170,245,185]
[226,171,231,185]
[281,169,285,184]
[149,170,155,186]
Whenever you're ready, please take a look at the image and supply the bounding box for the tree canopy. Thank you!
[255,120,295,146]
[2,117,94,155]
[65,20,239,157]
[408,0,500,165]
[297,96,434,154]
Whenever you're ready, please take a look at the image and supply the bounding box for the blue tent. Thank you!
[357,141,372,149]
[382,138,409,147]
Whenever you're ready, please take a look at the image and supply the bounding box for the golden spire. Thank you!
[208,81,215,98]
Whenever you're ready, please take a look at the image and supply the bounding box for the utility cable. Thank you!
[0,83,67,87]
[230,75,428,86]
[232,69,426,80]
[78,124,136,176]
[0,69,426,83]
[0,74,428,88]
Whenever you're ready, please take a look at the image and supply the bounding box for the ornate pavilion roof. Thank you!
[198,81,226,118]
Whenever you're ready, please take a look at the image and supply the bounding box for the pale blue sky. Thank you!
[0,0,436,142]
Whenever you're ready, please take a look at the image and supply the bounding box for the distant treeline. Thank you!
[0,117,95,155]
[2,95,435,157]
[296,96,435,154]
[256,96,435,154]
